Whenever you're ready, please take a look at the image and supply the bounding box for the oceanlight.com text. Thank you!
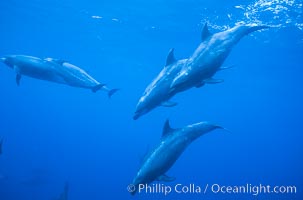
[127,183,297,196]
[210,183,297,196]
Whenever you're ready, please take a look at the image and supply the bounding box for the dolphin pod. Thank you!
[0,22,270,197]
[170,24,269,93]
[0,55,119,97]
[130,120,225,195]
[134,23,269,120]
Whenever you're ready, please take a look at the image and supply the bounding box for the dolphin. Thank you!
[0,137,3,155]
[170,23,269,94]
[130,120,224,195]
[0,55,118,96]
[45,58,119,97]
[133,49,187,120]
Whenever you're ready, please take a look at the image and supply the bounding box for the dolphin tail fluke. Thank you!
[246,25,270,35]
[108,88,120,98]
[92,83,106,93]
[216,125,232,134]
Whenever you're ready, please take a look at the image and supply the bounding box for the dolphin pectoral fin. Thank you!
[91,83,106,93]
[157,174,176,182]
[161,101,178,107]
[16,74,21,86]
[108,88,120,98]
[195,82,205,88]
[219,65,235,71]
[13,65,22,86]
[204,78,224,84]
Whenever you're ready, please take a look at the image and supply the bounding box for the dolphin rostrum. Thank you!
[0,55,118,97]
[170,23,269,94]
[133,49,187,120]
[130,120,225,195]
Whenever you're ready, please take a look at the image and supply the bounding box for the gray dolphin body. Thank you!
[170,24,269,93]
[134,24,268,119]
[133,49,187,120]
[1,55,118,96]
[45,58,119,97]
[130,120,223,195]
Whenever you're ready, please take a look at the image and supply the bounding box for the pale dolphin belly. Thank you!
[18,63,65,84]
[53,62,100,89]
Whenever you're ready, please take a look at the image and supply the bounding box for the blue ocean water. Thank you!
[0,0,302,199]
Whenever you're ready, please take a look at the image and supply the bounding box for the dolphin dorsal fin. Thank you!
[165,48,176,66]
[52,59,66,65]
[201,23,211,41]
[162,119,175,137]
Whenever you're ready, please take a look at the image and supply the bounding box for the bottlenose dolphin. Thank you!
[130,120,224,195]
[134,24,268,119]
[170,23,269,93]
[45,58,119,97]
[0,55,118,96]
[133,49,187,120]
